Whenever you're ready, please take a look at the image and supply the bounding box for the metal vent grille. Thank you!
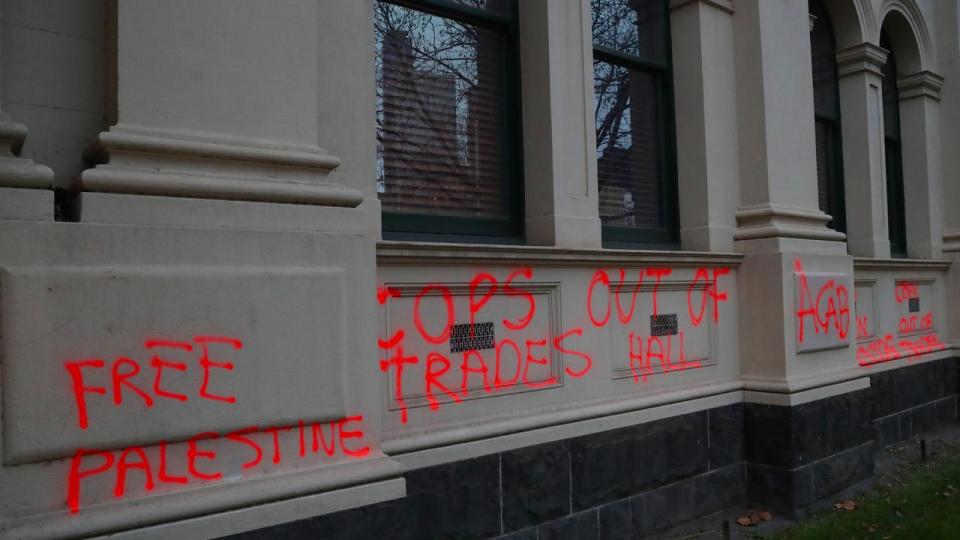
[650,313,678,336]
[450,322,496,353]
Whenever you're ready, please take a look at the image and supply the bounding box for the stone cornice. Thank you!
[669,0,733,15]
[836,43,888,78]
[898,70,944,101]
[943,231,960,253]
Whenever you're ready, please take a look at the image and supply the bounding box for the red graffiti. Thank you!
[856,316,870,339]
[898,312,933,334]
[794,260,850,343]
[65,336,242,430]
[687,267,730,326]
[502,268,536,331]
[377,266,732,422]
[587,270,612,327]
[413,284,454,345]
[67,415,370,514]
[627,331,700,384]
[857,333,946,367]
[377,339,418,424]
[895,282,919,303]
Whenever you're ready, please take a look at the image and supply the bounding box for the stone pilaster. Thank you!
[731,0,861,513]
[897,71,945,260]
[80,0,365,225]
[519,0,602,248]
[836,43,891,258]
[0,3,54,220]
[669,0,738,252]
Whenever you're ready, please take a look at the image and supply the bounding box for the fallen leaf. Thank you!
[736,517,753,527]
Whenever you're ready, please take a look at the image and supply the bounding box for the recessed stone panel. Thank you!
[854,280,877,342]
[608,279,716,381]
[382,282,562,411]
[1,265,347,464]
[794,271,851,353]
[894,279,935,337]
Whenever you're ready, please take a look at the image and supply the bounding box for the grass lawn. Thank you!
[777,441,960,540]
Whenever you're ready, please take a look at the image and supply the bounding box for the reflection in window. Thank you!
[592,0,677,245]
[374,0,521,238]
[809,0,846,233]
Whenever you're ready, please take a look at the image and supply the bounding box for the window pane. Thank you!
[591,0,666,63]
[375,2,509,219]
[881,36,900,141]
[594,60,663,229]
[814,121,830,213]
[815,119,845,232]
[810,1,839,120]
[881,31,906,255]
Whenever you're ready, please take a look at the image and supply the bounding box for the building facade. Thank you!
[1,0,959,538]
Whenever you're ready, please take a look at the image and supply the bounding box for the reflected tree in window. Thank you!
[374,1,513,223]
[592,0,675,242]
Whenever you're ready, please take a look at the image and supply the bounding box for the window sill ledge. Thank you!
[853,257,952,271]
[377,241,743,267]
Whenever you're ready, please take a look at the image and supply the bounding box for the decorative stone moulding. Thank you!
[897,70,944,101]
[0,113,54,189]
[943,231,960,253]
[81,124,363,207]
[734,203,847,242]
[668,0,733,14]
[836,43,888,77]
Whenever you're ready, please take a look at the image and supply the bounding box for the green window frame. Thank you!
[374,0,524,242]
[591,0,679,248]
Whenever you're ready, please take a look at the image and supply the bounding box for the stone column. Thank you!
[731,0,843,243]
[836,43,891,258]
[669,0,738,252]
[518,0,602,248]
[731,0,852,387]
[897,71,945,260]
[731,0,868,514]
[24,1,403,535]
[0,3,54,220]
[81,0,365,225]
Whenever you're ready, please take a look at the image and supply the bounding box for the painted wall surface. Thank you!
[0,0,958,538]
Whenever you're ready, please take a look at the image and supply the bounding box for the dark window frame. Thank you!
[592,0,680,248]
[376,0,525,241]
[809,0,847,234]
[881,31,908,257]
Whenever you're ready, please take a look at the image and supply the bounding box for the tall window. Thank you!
[809,0,846,233]
[591,0,678,246]
[374,0,522,239]
[881,31,907,257]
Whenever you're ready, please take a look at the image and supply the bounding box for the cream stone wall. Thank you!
[0,0,958,538]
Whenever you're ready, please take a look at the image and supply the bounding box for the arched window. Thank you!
[809,0,845,233]
[880,31,907,256]
[591,0,678,247]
